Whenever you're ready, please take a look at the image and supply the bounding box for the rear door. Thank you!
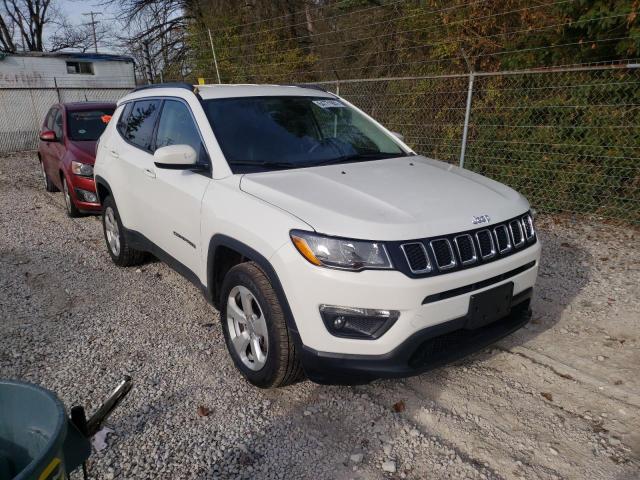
[48,108,66,189]
[109,99,162,232]
[40,107,57,176]
[141,98,212,274]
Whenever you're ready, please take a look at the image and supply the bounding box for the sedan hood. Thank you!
[68,140,97,164]
[240,156,530,240]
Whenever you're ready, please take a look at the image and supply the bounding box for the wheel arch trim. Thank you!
[207,235,301,340]
[94,175,112,203]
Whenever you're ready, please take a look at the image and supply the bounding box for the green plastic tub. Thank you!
[0,380,90,480]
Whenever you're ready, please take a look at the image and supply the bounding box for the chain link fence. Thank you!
[0,64,638,223]
[0,87,130,153]
[315,64,640,223]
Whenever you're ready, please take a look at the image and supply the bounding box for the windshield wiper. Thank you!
[311,152,405,167]
[229,161,301,170]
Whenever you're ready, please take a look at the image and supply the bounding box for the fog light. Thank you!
[319,305,399,339]
[333,316,346,329]
[75,188,98,203]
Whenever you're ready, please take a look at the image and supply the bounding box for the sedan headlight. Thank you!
[290,230,392,271]
[71,161,93,177]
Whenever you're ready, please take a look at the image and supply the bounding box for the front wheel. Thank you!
[62,176,81,217]
[101,196,145,267]
[40,159,57,192]
[220,262,303,388]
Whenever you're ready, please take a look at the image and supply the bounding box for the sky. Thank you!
[53,0,123,52]
[58,0,121,26]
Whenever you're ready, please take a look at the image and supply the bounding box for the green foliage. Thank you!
[182,0,639,221]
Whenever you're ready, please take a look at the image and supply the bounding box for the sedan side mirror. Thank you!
[40,130,57,142]
[153,145,198,169]
[391,131,404,142]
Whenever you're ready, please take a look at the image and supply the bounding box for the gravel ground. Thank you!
[1,151,639,480]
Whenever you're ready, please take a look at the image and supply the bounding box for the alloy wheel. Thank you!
[104,206,121,256]
[40,161,48,189]
[226,285,269,371]
[63,178,72,214]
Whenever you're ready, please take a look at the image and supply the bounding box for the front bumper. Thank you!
[274,240,540,353]
[68,175,101,213]
[301,288,532,384]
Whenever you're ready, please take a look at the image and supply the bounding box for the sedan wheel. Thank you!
[63,178,72,212]
[226,285,269,371]
[104,206,121,257]
[40,161,48,189]
[62,177,80,217]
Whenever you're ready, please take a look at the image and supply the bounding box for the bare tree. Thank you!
[0,10,17,52]
[1,0,53,51]
[49,16,112,53]
[113,0,192,83]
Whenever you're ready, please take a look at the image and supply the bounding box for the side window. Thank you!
[52,110,63,140]
[121,100,161,151]
[44,108,56,130]
[155,100,207,163]
[116,103,133,137]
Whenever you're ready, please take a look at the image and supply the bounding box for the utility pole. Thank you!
[82,11,102,53]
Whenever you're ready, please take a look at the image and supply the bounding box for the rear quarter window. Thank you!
[118,100,161,151]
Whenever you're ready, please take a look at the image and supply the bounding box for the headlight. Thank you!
[290,230,392,271]
[71,161,93,177]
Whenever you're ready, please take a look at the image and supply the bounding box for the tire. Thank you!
[40,159,57,192]
[101,195,145,267]
[220,261,303,388]
[62,176,81,218]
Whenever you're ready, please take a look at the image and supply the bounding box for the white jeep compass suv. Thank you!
[94,82,540,388]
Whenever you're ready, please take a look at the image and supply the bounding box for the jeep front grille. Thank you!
[395,213,536,277]
[430,239,457,270]
[476,229,496,259]
[453,234,477,265]
[494,225,512,253]
[509,219,525,248]
[400,242,432,274]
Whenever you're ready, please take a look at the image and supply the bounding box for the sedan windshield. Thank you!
[203,96,406,172]
[67,108,115,141]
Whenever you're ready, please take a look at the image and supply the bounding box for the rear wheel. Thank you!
[102,195,145,267]
[62,176,81,217]
[220,262,303,388]
[40,159,57,192]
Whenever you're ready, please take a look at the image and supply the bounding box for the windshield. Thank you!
[67,108,115,141]
[203,96,406,172]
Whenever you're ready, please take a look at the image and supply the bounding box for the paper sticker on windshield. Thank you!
[313,99,345,109]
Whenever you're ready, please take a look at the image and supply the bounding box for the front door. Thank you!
[140,99,212,275]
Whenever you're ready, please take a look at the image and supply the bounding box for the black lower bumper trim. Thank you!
[301,288,533,385]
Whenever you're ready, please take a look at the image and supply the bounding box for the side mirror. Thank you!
[153,145,198,169]
[40,130,57,142]
[391,131,404,142]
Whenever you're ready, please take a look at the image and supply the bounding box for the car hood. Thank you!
[239,155,530,240]
[67,140,97,164]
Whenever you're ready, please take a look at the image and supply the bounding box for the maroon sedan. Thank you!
[38,102,115,216]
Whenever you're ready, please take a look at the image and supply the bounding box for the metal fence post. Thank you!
[208,28,221,84]
[53,77,61,103]
[459,71,474,169]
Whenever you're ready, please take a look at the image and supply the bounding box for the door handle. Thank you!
[109,150,119,159]
[144,168,156,179]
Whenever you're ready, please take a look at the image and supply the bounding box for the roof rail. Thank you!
[288,83,329,93]
[130,82,196,94]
